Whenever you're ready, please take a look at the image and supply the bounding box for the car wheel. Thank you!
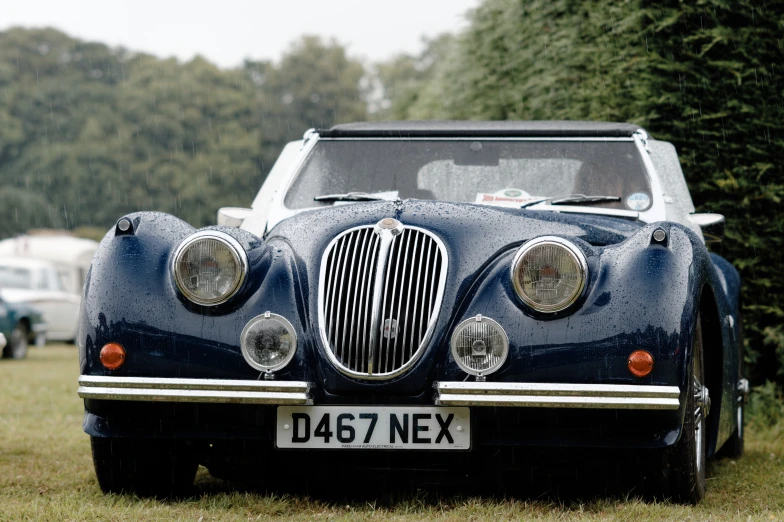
[90,437,198,496]
[665,318,708,503]
[4,322,30,360]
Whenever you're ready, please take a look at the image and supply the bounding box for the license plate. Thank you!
[276,406,470,450]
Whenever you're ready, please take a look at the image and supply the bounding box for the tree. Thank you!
[408,0,784,384]
[0,29,367,231]
[372,34,456,120]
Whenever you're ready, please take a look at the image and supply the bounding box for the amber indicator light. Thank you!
[628,350,654,377]
[100,343,126,370]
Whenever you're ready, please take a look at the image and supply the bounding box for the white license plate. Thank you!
[276,406,470,450]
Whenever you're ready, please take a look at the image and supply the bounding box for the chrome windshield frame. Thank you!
[264,133,667,232]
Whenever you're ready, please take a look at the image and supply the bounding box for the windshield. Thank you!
[284,139,652,212]
[0,266,32,290]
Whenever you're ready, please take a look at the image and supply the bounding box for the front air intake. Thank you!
[318,222,447,379]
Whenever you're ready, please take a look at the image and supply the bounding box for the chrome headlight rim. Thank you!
[240,312,298,373]
[510,236,588,314]
[172,230,248,306]
[450,315,510,377]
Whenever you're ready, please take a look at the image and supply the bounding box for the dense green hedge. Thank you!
[407,0,784,383]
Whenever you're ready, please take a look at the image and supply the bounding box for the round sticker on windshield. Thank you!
[503,189,524,198]
[626,192,651,211]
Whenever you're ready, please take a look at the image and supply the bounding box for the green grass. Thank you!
[1,346,783,521]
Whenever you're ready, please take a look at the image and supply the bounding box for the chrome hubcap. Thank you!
[694,376,710,472]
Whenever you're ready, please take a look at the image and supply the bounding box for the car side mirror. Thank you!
[689,213,725,242]
[217,207,252,228]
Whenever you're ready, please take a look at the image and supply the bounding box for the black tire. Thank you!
[3,322,29,360]
[664,319,708,503]
[90,437,198,496]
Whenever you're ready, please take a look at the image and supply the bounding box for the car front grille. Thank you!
[319,222,447,379]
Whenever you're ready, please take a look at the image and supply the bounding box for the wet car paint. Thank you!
[79,199,741,454]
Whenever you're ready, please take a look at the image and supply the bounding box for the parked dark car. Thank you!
[78,121,745,502]
[0,287,46,359]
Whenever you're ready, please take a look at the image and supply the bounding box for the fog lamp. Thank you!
[450,315,509,377]
[240,312,297,373]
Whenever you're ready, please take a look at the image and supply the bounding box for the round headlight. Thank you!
[172,231,247,306]
[450,315,509,376]
[511,236,587,313]
[240,312,297,372]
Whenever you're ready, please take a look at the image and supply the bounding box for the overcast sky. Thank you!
[2,0,480,67]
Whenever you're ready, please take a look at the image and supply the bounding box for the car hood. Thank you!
[263,200,648,390]
[268,199,644,253]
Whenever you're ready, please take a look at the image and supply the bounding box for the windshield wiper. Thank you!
[551,194,621,205]
[520,194,621,208]
[314,192,396,203]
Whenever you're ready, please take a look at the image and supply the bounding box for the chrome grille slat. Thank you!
[378,237,396,374]
[384,230,407,373]
[394,231,414,370]
[420,237,433,342]
[359,234,378,373]
[333,235,351,361]
[325,237,343,345]
[319,223,447,379]
[347,229,369,368]
[403,232,422,359]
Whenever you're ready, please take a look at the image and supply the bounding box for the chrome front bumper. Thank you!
[435,382,681,410]
[78,376,679,410]
[78,376,313,405]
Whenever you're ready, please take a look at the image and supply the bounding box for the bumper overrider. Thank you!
[78,376,679,410]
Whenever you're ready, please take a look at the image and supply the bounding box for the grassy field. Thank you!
[1,346,783,521]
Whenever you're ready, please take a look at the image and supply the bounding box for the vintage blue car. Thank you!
[77,121,745,502]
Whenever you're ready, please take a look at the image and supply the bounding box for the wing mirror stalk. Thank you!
[689,213,725,242]
[217,207,253,228]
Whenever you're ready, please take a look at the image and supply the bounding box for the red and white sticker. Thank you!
[475,188,543,208]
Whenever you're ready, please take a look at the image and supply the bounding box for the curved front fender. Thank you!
[78,212,311,382]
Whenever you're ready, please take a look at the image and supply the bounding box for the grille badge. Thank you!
[375,217,403,235]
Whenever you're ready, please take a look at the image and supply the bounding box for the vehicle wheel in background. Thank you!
[3,322,30,359]
[664,318,708,504]
[90,437,198,496]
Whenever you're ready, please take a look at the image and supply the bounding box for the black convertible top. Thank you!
[316,120,645,138]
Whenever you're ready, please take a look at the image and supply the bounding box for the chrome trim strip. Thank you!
[78,376,312,405]
[435,382,680,410]
[318,137,636,142]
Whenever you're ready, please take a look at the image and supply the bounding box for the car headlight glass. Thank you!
[241,312,297,372]
[511,236,587,313]
[450,315,509,376]
[173,231,247,305]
